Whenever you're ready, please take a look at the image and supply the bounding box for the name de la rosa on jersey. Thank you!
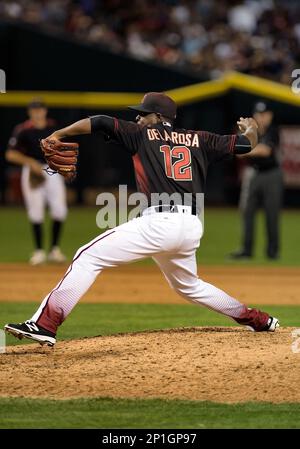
[146,128,200,148]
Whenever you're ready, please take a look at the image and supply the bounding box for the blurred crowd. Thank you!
[1,0,300,82]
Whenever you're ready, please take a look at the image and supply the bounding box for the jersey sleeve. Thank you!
[90,115,142,155]
[7,126,27,153]
[198,131,236,163]
[233,135,252,154]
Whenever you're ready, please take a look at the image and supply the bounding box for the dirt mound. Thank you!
[1,327,299,403]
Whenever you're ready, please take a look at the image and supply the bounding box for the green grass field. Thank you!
[0,207,299,264]
[0,207,299,429]
[1,302,299,346]
[1,397,300,429]
[1,302,300,428]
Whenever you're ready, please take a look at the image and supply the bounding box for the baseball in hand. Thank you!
[237,117,258,133]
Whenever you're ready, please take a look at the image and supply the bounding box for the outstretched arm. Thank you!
[236,117,273,158]
[47,115,142,156]
[47,118,92,140]
[46,116,118,141]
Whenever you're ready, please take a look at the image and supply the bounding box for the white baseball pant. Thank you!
[21,165,67,223]
[32,208,247,333]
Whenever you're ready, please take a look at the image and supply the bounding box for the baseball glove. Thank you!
[40,138,79,181]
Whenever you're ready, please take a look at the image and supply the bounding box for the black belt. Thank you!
[153,205,197,215]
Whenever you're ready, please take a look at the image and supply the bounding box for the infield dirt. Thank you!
[0,264,299,305]
[0,327,299,403]
[1,264,299,403]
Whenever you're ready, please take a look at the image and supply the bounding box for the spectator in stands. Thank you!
[0,0,299,83]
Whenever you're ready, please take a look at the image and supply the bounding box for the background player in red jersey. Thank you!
[4,92,279,346]
[6,99,67,265]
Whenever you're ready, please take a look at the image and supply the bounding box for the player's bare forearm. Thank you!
[48,118,91,140]
[237,117,258,148]
[6,149,44,175]
[6,149,38,167]
[235,117,258,157]
[243,128,258,149]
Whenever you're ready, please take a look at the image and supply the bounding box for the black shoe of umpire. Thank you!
[228,250,252,260]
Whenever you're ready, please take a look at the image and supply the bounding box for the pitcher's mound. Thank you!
[1,327,299,403]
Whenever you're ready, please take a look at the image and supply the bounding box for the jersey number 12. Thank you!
[160,145,192,181]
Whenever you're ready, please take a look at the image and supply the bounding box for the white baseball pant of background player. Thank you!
[21,164,67,223]
[31,205,246,330]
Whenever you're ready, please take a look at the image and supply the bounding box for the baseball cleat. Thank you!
[29,249,47,266]
[246,316,279,332]
[263,316,279,332]
[4,320,56,347]
[48,246,67,263]
[228,250,252,260]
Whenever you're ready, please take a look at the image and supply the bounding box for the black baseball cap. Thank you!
[128,92,177,120]
[252,101,271,114]
[28,98,47,109]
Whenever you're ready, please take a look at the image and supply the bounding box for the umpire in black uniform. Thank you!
[230,101,283,260]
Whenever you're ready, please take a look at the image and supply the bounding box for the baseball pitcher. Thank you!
[4,92,279,346]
